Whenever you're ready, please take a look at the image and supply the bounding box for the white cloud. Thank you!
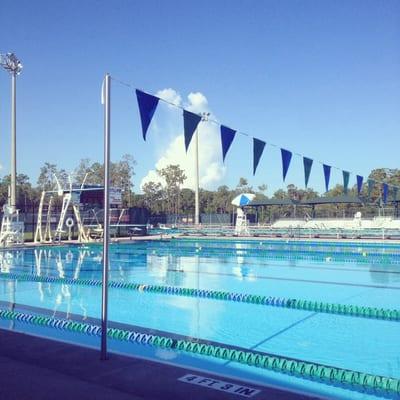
[140,90,226,191]
[156,88,182,106]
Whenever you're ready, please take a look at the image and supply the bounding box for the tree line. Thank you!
[0,154,399,220]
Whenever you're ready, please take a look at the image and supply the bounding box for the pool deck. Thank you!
[0,329,321,400]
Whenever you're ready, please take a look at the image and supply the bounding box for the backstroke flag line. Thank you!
[136,89,160,141]
[183,110,202,152]
[281,149,292,181]
[323,164,331,192]
[253,138,266,175]
[128,82,398,194]
[303,157,313,188]
[220,125,236,162]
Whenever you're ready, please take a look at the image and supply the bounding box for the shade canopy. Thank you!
[301,195,364,205]
[246,195,365,208]
[231,193,256,207]
[247,198,300,207]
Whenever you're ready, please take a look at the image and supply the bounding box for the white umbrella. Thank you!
[231,193,256,207]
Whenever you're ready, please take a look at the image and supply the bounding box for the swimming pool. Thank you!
[0,238,399,399]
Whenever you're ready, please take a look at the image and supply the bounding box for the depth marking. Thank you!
[178,374,261,397]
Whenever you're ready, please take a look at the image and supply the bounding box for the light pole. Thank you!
[0,53,23,211]
[194,112,209,225]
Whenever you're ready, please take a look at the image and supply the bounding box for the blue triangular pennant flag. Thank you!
[136,89,159,141]
[220,125,236,162]
[183,110,202,152]
[303,157,313,188]
[367,179,374,199]
[356,175,363,196]
[323,164,331,192]
[382,183,388,204]
[253,138,266,175]
[342,171,350,194]
[281,149,292,181]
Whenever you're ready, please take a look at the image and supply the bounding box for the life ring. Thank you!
[66,217,75,228]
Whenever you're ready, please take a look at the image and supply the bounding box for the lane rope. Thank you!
[1,272,399,322]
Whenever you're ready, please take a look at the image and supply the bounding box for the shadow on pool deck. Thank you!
[0,329,321,400]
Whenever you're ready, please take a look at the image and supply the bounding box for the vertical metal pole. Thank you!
[10,72,17,210]
[101,73,111,360]
[194,128,200,225]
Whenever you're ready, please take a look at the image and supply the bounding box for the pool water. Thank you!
[0,238,399,399]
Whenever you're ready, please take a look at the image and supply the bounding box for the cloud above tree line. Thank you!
[140,89,226,191]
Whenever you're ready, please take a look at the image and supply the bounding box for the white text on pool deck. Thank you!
[178,374,261,397]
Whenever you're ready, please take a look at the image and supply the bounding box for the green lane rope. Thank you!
[1,272,399,322]
[0,308,399,395]
[110,247,400,264]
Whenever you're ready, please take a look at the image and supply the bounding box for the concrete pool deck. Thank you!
[0,329,320,400]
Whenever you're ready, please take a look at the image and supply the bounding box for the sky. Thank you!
[0,0,399,196]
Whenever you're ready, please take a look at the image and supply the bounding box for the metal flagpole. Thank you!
[194,128,200,225]
[10,72,17,210]
[101,73,111,360]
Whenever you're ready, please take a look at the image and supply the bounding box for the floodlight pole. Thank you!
[101,73,111,360]
[194,112,209,226]
[0,53,22,212]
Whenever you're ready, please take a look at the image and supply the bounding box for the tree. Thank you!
[74,154,136,206]
[142,181,164,213]
[212,185,234,213]
[180,188,195,215]
[257,184,267,193]
[157,165,186,214]
[37,162,59,191]
[235,177,253,194]
[0,174,39,210]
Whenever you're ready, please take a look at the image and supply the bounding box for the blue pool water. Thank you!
[0,238,399,399]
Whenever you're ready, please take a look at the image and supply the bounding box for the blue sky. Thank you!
[0,0,399,195]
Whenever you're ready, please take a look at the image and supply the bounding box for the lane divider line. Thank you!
[1,272,399,322]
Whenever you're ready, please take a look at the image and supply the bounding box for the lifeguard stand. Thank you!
[0,205,24,246]
[34,191,54,243]
[35,173,124,244]
[235,207,250,236]
[35,174,90,243]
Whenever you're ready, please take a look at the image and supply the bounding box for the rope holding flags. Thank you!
[128,80,400,198]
